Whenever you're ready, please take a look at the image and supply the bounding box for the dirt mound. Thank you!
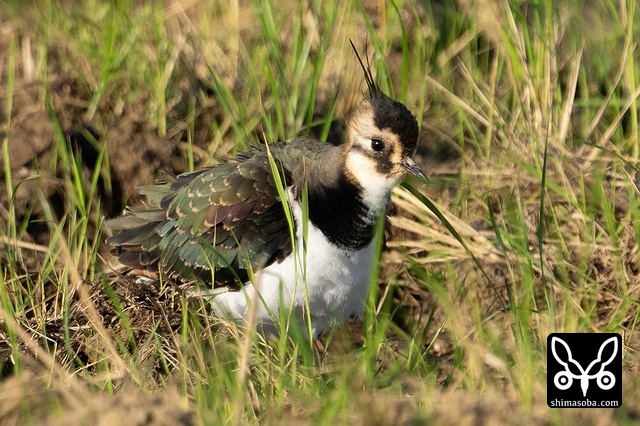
[0,74,195,245]
[0,369,193,426]
[0,276,185,379]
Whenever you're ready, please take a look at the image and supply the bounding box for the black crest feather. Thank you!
[349,39,385,100]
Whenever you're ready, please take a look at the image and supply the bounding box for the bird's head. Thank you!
[344,43,425,208]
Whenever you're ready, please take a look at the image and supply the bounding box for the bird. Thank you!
[106,44,425,337]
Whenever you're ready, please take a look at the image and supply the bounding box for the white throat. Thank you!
[345,149,398,215]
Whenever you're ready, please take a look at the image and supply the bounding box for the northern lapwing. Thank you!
[106,44,425,336]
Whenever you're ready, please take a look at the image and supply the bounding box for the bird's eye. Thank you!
[371,139,385,152]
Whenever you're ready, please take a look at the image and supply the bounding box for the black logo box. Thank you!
[547,333,622,408]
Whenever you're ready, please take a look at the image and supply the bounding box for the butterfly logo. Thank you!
[551,336,618,397]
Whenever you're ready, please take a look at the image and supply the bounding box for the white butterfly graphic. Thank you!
[551,336,618,397]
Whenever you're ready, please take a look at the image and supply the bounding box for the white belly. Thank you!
[210,190,377,336]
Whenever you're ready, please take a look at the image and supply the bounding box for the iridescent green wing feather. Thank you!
[106,144,296,286]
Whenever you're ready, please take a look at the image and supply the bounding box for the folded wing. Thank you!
[106,146,292,288]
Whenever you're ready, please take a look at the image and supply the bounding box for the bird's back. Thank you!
[106,139,336,287]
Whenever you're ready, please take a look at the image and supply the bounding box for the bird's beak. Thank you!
[402,158,427,182]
